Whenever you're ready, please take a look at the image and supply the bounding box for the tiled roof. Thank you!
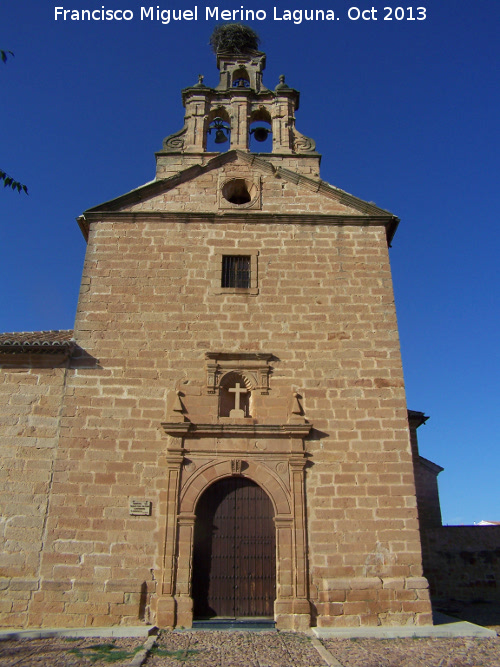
[0,330,74,352]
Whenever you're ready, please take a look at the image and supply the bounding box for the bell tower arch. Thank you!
[157,24,318,177]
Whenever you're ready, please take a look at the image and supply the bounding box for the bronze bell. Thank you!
[252,127,269,142]
[214,129,228,144]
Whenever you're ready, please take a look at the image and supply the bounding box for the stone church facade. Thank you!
[0,41,435,630]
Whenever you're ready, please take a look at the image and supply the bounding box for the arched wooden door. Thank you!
[192,477,276,618]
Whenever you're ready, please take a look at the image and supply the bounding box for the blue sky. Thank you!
[1,1,498,525]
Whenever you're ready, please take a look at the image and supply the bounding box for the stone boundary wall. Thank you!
[421,526,500,602]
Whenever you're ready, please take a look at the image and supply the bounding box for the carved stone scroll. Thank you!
[162,125,188,151]
[292,127,317,153]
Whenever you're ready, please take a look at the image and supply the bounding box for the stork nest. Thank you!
[210,24,261,54]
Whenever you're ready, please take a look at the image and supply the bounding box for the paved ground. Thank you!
[323,636,500,666]
[1,630,500,666]
[1,603,500,667]
[150,631,325,666]
[0,636,145,666]
[435,600,500,633]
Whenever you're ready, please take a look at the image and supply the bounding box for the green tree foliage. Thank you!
[1,50,28,194]
[1,169,28,194]
[1,50,14,63]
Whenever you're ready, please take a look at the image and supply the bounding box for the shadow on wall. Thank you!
[421,526,500,610]
[139,581,148,621]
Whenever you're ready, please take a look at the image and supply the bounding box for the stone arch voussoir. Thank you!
[219,370,256,390]
[180,458,291,516]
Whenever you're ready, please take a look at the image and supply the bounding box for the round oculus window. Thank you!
[221,179,258,206]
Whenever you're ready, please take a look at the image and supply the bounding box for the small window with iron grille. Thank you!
[212,250,258,295]
[221,255,251,289]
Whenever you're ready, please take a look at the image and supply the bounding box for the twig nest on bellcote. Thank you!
[209,23,260,54]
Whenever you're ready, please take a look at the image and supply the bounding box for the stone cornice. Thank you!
[419,455,444,476]
[78,211,398,242]
[408,410,430,429]
[0,346,73,356]
[181,86,279,106]
[161,422,313,439]
[205,352,274,362]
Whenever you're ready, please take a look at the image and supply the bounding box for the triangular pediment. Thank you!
[80,151,398,242]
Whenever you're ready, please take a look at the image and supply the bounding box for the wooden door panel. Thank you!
[192,477,275,618]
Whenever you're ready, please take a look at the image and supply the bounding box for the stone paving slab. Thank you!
[313,613,497,639]
[0,625,156,640]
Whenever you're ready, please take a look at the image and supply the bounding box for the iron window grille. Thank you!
[222,255,251,289]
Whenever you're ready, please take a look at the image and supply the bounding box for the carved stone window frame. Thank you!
[211,249,259,295]
[205,352,272,395]
[218,175,262,210]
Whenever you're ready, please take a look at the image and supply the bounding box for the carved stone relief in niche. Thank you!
[183,459,197,478]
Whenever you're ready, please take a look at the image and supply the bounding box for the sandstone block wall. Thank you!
[155,152,321,180]
[34,205,429,627]
[0,356,68,627]
[125,158,360,215]
[0,156,432,628]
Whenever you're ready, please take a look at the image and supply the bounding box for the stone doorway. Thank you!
[192,477,276,619]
